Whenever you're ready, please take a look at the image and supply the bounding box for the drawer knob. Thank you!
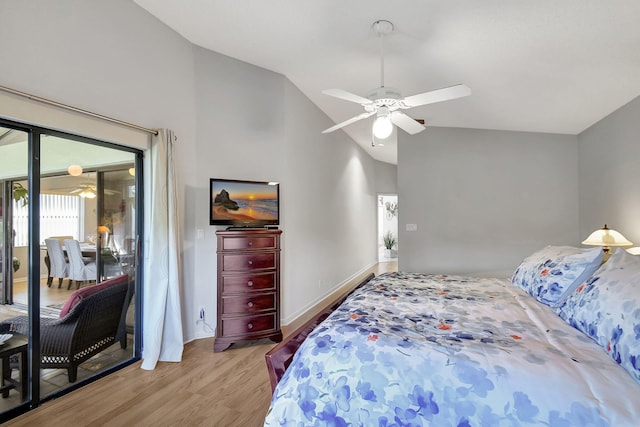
[247,280,254,287]
[248,241,253,246]
[248,260,253,265]
[247,301,254,308]
[247,322,254,329]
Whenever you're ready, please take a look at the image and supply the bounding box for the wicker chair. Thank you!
[0,274,133,382]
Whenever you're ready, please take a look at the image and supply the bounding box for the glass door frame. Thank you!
[0,117,144,421]
[1,179,14,304]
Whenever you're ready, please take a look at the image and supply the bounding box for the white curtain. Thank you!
[141,128,184,370]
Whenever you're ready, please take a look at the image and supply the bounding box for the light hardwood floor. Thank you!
[6,262,397,427]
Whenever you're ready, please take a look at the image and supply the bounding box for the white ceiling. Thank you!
[134,0,640,164]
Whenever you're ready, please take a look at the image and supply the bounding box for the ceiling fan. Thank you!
[69,183,119,198]
[321,20,471,143]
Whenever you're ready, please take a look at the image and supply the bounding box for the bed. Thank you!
[264,246,640,426]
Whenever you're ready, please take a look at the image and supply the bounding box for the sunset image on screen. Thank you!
[211,181,278,222]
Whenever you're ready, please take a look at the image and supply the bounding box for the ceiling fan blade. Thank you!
[322,89,372,106]
[322,111,376,134]
[402,84,471,108]
[390,111,426,135]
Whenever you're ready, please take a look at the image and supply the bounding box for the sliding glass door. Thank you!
[0,120,142,420]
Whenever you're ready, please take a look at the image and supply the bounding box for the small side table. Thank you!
[0,335,28,400]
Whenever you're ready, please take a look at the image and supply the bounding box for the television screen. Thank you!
[210,178,279,227]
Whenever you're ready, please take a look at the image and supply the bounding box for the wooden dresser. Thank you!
[214,228,283,352]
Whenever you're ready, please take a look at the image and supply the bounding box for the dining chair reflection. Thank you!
[64,239,97,289]
[44,238,69,288]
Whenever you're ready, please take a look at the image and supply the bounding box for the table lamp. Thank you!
[582,224,632,260]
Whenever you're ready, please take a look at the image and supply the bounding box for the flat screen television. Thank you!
[210,178,279,227]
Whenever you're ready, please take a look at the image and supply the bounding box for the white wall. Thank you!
[578,95,640,246]
[0,0,378,342]
[398,127,580,275]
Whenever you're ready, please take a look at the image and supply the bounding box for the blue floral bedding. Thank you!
[264,272,640,426]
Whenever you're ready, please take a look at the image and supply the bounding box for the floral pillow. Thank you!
[510,245,603,307]
[555,248,640,384]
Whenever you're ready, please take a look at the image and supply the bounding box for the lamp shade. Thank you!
[582,224,632,247]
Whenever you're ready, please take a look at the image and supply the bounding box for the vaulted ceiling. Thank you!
[134,0,640,164]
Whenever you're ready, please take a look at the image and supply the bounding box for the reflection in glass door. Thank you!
[99,169,136,281]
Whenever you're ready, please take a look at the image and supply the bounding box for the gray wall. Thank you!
[0,0,379,341]
[281,79,378,322]
[192,48,379,326]
[398,127,579,275]
[374,160,398,195]
[578,95,640,246]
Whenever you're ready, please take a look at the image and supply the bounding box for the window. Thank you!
[12,193,82,247]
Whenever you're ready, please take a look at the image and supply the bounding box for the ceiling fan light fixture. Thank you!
[373,107,393,139]
[79,188,96,199]
[67,164,83,176]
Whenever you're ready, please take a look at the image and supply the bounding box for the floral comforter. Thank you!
[264,272,640,426]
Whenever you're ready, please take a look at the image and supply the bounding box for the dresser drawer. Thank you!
[221,271,276,293]
[221,313,277,336]
[220,236,277,251]
[221,252,276,271]
[222,293,276,315]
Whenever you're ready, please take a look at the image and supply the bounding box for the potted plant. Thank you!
[12,256,20,273]
[383,231,396,258]
[13,182,29,206]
